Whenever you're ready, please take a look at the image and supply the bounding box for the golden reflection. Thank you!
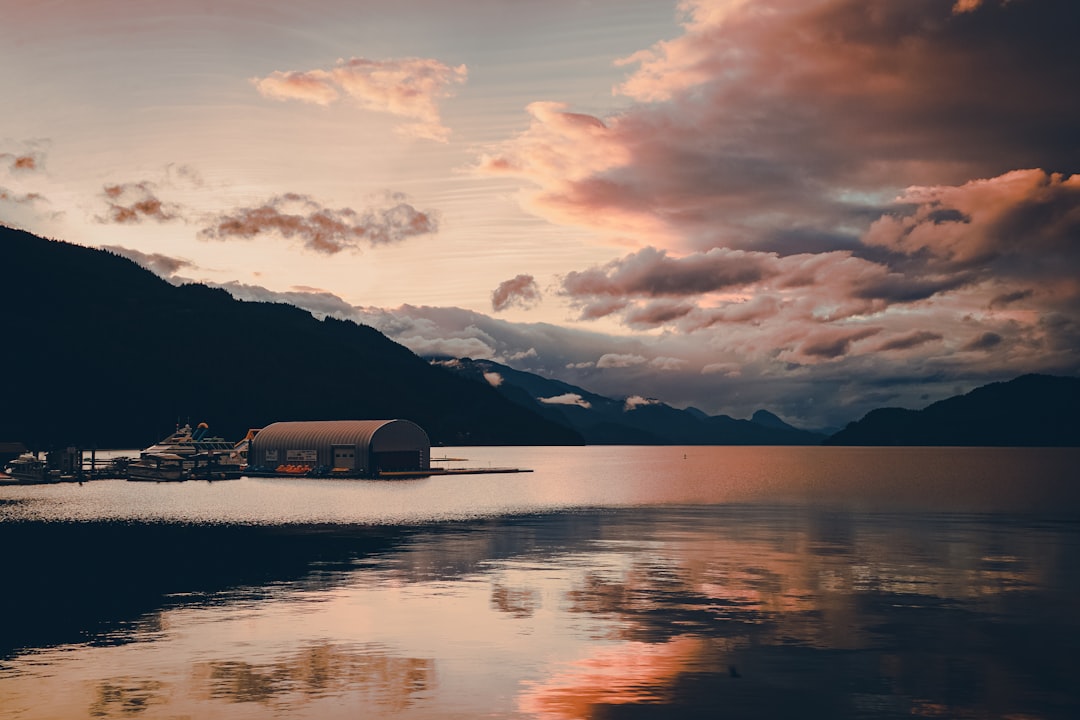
[518,635,705,720]
[190,641,434,711]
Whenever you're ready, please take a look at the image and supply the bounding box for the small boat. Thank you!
[4,454,55,483]
[126,423,245,482]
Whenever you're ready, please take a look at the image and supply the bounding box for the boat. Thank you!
[126,452,189,482]
[126,422,245,482]
[4,454,54,483]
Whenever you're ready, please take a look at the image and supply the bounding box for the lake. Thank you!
[1,446,1078,719]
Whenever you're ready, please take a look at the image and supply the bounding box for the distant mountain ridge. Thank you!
[824,374,1080,446]
[5,226,1077,449]
[431,357,826,445]
[0,226,582,448]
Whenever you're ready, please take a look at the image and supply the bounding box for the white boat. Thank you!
[126,423,245,482]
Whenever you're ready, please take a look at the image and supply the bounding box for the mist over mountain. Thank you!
[0,226,581,448]
[430,357,826,445]
[824,374,1080,447]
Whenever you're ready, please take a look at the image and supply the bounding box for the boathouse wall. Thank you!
[248,419,430,476]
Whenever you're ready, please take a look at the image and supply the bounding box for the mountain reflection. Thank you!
[191,642,434,710]
[2,500,1077,719]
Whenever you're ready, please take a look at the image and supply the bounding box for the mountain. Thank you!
[0,227,582,448]
[432,357,826,445]
[823,374,1080,446]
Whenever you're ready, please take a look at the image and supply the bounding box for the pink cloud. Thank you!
[479,0,1080,256]
[0,187,45,206]
[199,192,437,254]
[252,70,338,105]
[866,169,1080,268]
[491,274,541,312]
[253,57,467,141]
[96,181,181,224]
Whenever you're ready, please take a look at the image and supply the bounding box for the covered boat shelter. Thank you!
[249,419,430,477]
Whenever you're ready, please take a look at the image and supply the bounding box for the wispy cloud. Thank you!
[253,56,467,141]
[199,192,438,254]
[0,187,45,206]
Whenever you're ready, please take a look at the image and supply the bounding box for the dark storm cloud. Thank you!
[962,332,1003,352]
[875,330,944,353]
[200,193,437,253]
[491,274,541,312]
[561,247,775,301]
[797,328,882,361]
[989,289,1034,309]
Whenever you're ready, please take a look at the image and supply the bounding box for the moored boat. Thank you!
[4,454,55,483]
[126,423,245,482]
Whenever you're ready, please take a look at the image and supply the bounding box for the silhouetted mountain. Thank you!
[432,357,826,445]
[750,409,797,432]
[0,227,582,448]
[824,374,1080,446]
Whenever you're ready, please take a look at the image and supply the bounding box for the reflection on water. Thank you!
[192,643,434,710]
[1,447,1078,719]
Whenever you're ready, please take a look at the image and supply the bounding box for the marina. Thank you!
[2,419,532,484]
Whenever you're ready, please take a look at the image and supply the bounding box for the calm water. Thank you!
[1,446,1078,719]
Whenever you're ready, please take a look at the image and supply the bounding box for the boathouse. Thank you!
[248,420,430,477]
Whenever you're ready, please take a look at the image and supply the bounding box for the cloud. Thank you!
[209,280,360,318]
[649,356,686,370]
[701,362,741,377]
[199,192,437,253]
[97,181,182,224]
[1,140,48,175]
[0,187,45,206]
[787,327,882,362]
[492,274,541,312]
[875,330,944,353]
[623,395,660,411]
[102,245,194,278]
[0,152,42,172]
[962,331,1003,352]
[253,56,467,141]
[479,0,1080,259]
[185,284,1078,431]
[539,393,592,409]
[251,69,339,105]
[596,353,647,369]
[483,372,504,387]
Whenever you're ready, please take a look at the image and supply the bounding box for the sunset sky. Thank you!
[3,0,1078,428]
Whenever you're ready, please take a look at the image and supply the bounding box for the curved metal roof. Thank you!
[250,419,429,452]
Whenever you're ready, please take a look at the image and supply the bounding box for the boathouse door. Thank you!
[332,445,356,470]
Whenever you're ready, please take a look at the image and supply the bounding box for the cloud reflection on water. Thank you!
[1,503,1077,719]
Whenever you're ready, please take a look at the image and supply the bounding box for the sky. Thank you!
[3,0,1079,429]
